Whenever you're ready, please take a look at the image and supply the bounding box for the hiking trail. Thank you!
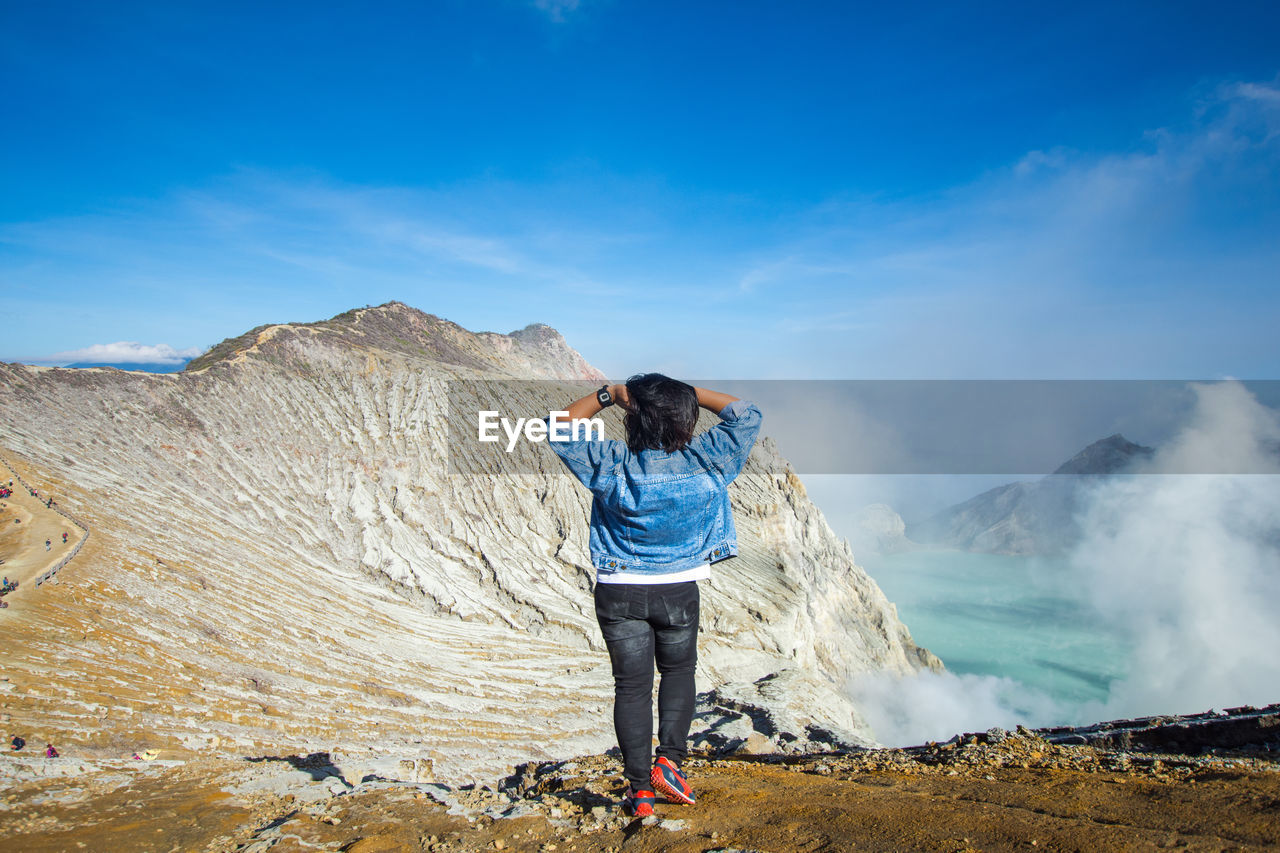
[0,449,90,609]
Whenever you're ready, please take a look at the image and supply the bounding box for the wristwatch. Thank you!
[596,385,614,407]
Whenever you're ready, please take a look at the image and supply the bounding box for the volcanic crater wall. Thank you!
[0,303,937,779]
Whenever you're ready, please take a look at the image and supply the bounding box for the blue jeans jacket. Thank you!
[547,400,763,578]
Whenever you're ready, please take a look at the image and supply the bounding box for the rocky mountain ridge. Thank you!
[0,302,938,783]
[183,302,602,381]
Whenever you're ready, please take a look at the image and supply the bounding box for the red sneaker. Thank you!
[620,787,656,818]
[651,756,695,805]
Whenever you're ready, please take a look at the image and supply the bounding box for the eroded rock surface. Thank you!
[0,302,937,781]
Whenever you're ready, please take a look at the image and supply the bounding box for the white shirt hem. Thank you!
[595,563,711,585]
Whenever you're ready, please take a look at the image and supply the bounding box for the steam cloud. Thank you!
[848,380,1280,746]
[1071,381,1280,717]
[849,671,1062,747]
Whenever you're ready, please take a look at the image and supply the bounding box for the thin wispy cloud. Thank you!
[175,176,578,283]
[3,79,1278,378]
[732,79,1280,377]
[532,0,582,23]
[1,169,657,365]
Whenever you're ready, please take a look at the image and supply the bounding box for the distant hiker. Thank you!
[544,376,762,818]
[62,532,68,543]
[10,735,23,751]
[45,743,58,758]
[45,539,51,551]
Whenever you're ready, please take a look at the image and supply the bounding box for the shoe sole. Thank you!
[651,766,695,805]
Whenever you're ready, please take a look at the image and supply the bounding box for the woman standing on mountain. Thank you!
[545,374,762,818]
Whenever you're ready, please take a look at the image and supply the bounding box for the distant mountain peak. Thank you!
[1051,433,1154,475]
[183,302,604,380]
[909,432,1158,556]
[508,323,565,343]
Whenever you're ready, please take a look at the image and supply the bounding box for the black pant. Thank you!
[594,581,700,792]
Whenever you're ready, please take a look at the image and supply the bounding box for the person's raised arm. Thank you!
[561,383,633,422]
[694,386,739,415]
[561,383,734,419]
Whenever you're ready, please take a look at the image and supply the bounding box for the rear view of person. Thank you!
[545,374,762,817]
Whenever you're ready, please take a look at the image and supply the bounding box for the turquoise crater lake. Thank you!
[861,549,1131,712]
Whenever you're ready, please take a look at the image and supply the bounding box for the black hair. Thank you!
[624,373,699,453]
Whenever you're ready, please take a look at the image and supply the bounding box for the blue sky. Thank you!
[3,0,1279,378]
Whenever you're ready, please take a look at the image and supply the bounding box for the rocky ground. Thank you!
[3,718,1278,852]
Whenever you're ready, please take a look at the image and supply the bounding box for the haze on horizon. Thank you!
[2,1,1278,380]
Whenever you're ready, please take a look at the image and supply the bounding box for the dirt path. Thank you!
[0,457,82,609]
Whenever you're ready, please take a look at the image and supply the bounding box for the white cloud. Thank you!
[45,341,206,365]
[532,0,581,23]
[1012,148,1070,177]
[1231,81,1280,107]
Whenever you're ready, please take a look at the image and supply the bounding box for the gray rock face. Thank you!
[908,434,1155,556]
[849,503,918,557]
[0,302,937,780]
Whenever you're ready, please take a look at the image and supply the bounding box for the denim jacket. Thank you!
[547,400,763,578]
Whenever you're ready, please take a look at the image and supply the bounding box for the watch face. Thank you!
[597,388,612,405]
